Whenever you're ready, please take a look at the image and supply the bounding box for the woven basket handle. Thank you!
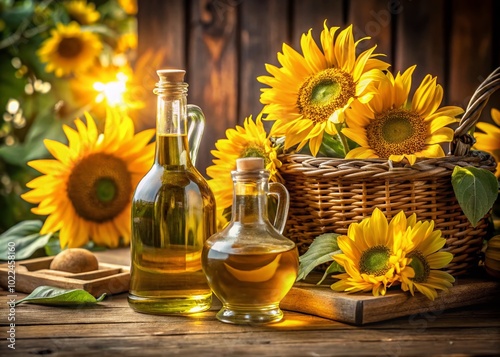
[452,66,500,156]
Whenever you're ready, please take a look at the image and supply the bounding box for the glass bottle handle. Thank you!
[187,104,205,165]
[268,182,290,234]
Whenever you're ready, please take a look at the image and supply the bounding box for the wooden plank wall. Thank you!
[137,0,500,176]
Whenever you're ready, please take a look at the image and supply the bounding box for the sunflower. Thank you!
[343,66,463,165]
[63,0,100,25]
[37,22,102,77]
[330,209,414,297]
[21,109,155,249]
[206,114,282,215]
[70,62,138,115]
[118,0,137,15]
[257,22,390,156]
[474,108,500,177]
[116,32,138,54]
[400,220,455,300]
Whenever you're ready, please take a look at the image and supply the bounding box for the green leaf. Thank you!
[0,2,34,31]
[44,235,62,256]
[0,220,53,260]
[452,166,499,227]
[15,286,106,306]
[317,259,344,285]
[317,134,346,158]
[297,233,343,281]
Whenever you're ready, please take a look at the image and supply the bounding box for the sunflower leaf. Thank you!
[451,166,499,227]
[0,220,53,260]
[297,233,343,281]
[317,258,344,285]
[15,286,106,306]
[317,134,346,158]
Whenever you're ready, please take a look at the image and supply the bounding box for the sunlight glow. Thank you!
[93,72,129,106]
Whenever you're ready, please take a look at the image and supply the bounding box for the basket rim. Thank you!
[278,151,497,179]
[279,150,496,169]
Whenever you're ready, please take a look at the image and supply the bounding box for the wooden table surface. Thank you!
[2,249,500,356]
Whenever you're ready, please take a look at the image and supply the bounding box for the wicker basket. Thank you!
[279,67,500,277]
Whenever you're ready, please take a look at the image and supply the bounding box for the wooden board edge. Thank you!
[281,279,500,325]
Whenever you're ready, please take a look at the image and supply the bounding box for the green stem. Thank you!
[334,123,349,156]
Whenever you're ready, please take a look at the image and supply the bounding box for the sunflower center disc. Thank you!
[96,178,117,203]
[408,250,430,283]
[366,108,428,158]
[359,245,390,276]
[297,68,355,124]
[311,81,341,105]
[67,153,132,222]
[58,37,84,58]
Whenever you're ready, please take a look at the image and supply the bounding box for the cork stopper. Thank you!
[236,157,264,171]
[156,69,186,83]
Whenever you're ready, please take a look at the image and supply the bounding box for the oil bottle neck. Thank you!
[155,83,188,136]
[231,172,270,224]
[154,83,192,167]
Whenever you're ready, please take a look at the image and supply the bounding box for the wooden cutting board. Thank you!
[280,274,500,325]
[0,256,130,297]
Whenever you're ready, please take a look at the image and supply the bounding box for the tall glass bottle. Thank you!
[202,157,298,324]
[128,69,216,314]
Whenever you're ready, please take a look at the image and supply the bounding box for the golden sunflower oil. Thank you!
[202,243,298,313]
[202,158,298,324]
[128,70,216,314]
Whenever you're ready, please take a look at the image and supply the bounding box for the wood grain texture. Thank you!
[292,0,343,48]
[239,0,290,122]
[137,0,186,68]
[395,0,445,95]
[136,0,186,130]
[281,277,500,325]
[348,0,393,65]
[448,0,493,109]
[2,249,499,356]
[2,289,499,356]
[187,0,239,174]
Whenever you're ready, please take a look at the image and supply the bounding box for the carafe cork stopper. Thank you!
[156,69,186,83]
[236,157,264,171]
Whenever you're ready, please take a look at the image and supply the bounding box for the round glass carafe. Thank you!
[202,158,298,324]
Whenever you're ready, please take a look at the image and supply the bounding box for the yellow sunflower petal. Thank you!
[416,144,445,158]
[320,22,340,67]
[81,112,98,143]
[369,208,389,246]
[27,159,67,175]
[335,25,356,73]
[345,146,378,159]
[393,65,416,108]
[491,108,500,126]
[342,127,369,147]
[336,236,362,262]
[425,127,454,144]
[62,124,81,153]
[22,110,152,249]
[425,251,453,269]
[412,283,438,300]
[43,139,72,166]
[40,207,65,235]
[37,21,102,77]
[411,75,438,115]
[259,23,389,157]
[301,29,327,73]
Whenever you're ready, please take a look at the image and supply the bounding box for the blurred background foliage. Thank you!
[0,0,163,234]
